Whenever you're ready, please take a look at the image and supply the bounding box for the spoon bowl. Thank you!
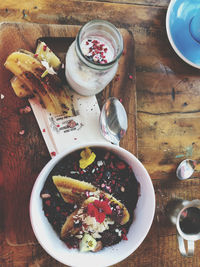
[176,159,197,180]
[99,97,128,145]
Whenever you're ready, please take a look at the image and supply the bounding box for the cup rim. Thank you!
[176,199,200,241]
[76,19,124,70]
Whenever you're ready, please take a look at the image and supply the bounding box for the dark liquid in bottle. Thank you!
[179,207,200,235]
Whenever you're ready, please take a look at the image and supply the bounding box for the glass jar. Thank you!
[65,19,123,96]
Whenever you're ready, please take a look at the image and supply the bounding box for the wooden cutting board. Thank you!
[0,22,136,245]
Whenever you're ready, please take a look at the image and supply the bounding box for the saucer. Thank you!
[166,0,200,68]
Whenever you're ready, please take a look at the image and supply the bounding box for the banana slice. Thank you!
[35,41,61,70]
[11,76,32,98]
[5,52,74,115]
[53,175,96,203]
[53,175,130,231]
[61,208,82,238]
[60,197,98,239]
[18,49,35,58]
[5,52,58,113]
[61,193,129,241]
[103,192,130,225]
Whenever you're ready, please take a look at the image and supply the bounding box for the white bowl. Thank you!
[30,142,155,267]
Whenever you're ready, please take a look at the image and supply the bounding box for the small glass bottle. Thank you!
[65,19,123,96]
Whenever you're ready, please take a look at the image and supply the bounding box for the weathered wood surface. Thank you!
[1,0,200,266]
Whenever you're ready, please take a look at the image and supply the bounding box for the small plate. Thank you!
[166,0,200,68]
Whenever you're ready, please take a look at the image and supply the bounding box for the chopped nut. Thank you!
[19,129,25,135]
[41,193,51,199]
[19,105,31,114]
[75,234,83,239]
[93,241,102,252]
[120,186,125,192]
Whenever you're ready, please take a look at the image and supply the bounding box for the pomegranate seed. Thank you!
[110,162,115,169]
[45,200,51,206]
[122,234,128,240]
[96,173,103,180]
[19,130,25,135]
[116,162,126,170]
[115,75,120,81]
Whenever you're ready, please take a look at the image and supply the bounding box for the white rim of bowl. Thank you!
[166,0,200,69]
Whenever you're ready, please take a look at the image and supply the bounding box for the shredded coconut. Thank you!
[83,215,114,239]
[97,160,103,167]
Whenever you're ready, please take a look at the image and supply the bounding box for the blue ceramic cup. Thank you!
[166,0,200,68]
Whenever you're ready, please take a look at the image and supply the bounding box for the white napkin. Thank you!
[29,92,107,157]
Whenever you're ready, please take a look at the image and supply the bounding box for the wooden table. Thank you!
[1,1,200,266]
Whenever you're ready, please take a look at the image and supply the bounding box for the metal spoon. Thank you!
[99,97,128,145]
[176,159,200,180]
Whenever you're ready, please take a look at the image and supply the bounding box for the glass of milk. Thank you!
[65,19,123,96]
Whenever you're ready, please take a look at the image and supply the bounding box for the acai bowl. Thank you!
[30,142,155,267]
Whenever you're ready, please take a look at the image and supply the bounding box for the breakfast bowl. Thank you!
[30,142,155,267]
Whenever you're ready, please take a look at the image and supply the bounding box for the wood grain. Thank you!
[1,0,200,266]
[0,0,166,28]
[0,22,136,246]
